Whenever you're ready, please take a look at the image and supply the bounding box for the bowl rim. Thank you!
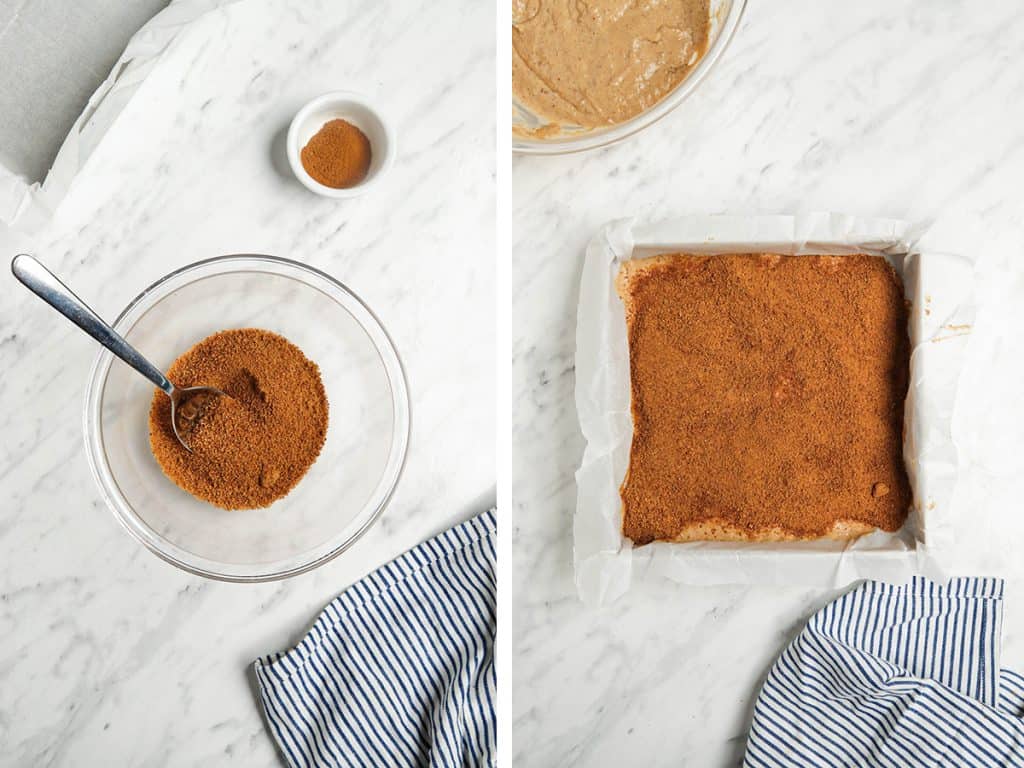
[83,254,411,583]
[512,0,747,155]
[286,90,397,198]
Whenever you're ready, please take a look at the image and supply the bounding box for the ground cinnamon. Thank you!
[618,253,911,544]
[149,329,328,510]
[300,119,372,188]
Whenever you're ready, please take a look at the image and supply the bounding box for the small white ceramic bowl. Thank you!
[287,91,396,197]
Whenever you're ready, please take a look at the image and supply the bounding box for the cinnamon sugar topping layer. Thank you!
[618,253,911,544]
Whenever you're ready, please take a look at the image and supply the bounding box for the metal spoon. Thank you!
[11,254,225,452]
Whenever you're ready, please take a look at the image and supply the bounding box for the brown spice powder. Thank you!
[149,329,328,510]
[300,119,372,189]
[618,253,911,545]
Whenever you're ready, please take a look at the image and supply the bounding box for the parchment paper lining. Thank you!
[574,214,976,604]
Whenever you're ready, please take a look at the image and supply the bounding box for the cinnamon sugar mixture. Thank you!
[149,329,328,510]
[618,253,911,545]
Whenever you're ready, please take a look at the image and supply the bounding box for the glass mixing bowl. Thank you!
[83,255,410,581]
[512,0,746,155]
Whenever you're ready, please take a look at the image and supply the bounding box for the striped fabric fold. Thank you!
[1002,670,1024,718]
[745,576,1024,767]
[254,510,496,768]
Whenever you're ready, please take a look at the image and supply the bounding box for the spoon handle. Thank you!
[11,254,174,396]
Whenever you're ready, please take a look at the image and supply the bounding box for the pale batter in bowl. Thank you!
[513,0,711,131]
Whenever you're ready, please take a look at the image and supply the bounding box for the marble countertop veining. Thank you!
[509,1,1024,765]
[0,0,494,765]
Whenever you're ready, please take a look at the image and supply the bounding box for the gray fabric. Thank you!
[0,0,167,182]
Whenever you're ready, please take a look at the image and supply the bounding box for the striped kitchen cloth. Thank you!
[253,509,496,768]
[745,576,1024,767]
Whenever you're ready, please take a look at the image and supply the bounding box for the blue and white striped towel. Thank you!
[745,576,1024,767]
[253,510,496,768]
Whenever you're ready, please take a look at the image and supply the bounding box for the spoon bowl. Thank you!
[170,385,228,452]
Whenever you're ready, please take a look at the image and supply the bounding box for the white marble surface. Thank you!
[509,1,1024,765]
[0,0,494,765]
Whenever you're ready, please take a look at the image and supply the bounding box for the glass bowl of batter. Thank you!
[512,0,746,154]
[83,255,410,581]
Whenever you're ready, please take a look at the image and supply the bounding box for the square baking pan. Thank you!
[574,214,976,604]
